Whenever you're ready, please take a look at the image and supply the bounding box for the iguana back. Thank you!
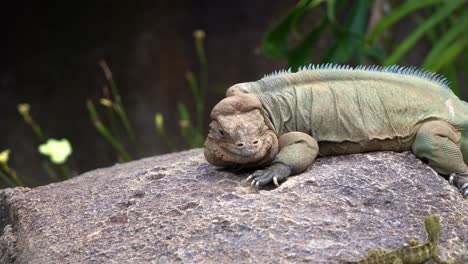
[228,65,468,146]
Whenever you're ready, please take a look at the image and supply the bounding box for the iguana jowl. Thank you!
[204,64,468,197]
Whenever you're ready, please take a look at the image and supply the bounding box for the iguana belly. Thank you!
[317,137,414,156]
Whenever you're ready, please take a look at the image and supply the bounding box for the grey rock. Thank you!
[0,149,467,263]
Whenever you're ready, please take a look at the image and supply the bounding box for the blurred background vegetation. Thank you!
[1,0,467,188]
[262,0,467,95]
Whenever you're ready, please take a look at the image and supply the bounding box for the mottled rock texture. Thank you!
[0,149,467,263]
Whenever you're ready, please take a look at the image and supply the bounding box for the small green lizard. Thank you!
[344,215,456,264]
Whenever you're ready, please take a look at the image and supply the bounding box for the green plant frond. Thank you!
[429,38,468,72]
[368,0,444,44]
[261,0,326,59]
[291,0,327,37]
[86,100,131,161]
[321,0,370,64]
[0,169,15,187]
[288,17,328,70]
[443,63,460,96]
[362,44,387,64]
[177,102,191,122]
[325,0,336,24]
[384,0,465,65]
[423,9,468,70]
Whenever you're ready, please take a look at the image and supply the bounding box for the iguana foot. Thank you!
[243,163,291,190]
[449,172,468,198]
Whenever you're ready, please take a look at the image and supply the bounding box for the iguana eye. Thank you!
[219,129,225,136]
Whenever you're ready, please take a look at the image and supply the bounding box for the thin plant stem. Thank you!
[0,170,16,187]
[18,108,46,143]
[185,71,200,103]
[102,85,121,141]
[58,164,71,180]
[154,113,176,151]
[18,104,73,181]
[99,60,140,156]
[42,162,59,181]
[87,99,132,162]
[193,30,208,136]
[113,102,139,154]
[1,164,23,186]
[32,123,46,143]
[185,72,202,137]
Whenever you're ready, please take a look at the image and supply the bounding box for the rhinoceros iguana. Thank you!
[203,64,468,197]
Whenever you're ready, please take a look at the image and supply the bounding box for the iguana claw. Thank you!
[244,163,291,190]
[449,172,468,198]
[242,175,254,186]
[449,174,456,185]
[461,183,468,198]
[273,177,280,187]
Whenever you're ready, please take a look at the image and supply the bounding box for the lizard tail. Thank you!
[424,215,441,244]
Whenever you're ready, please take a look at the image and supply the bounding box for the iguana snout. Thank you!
[214,113,267,157]
[232,139,261,156]
[204,95,279,168]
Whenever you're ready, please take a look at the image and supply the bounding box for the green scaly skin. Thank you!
[204,64,468,197]
[345,215,456,264]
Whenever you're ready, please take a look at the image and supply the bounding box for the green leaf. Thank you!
[362,44,387,63]
[423,9,468,70]
[177,102,191,122]
[86,100,131,162]
[443,63,460,96]
[261,0,324,59]
[326,0,336,23]
[368,0,444,44]
[429,38,468,72]
[0,170,15,187]
[185,71,199,100]
[321,0,370,63]
[384,0,465,65]
[291,0,325,38]
[288,18,328,70]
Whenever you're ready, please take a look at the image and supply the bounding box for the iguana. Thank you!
[342,215,455,264]
[203,64,468,197]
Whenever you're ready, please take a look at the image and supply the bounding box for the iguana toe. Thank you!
[251,171,274,188]
[259,172,276,185]
[461,183,468,198]
[273,177,280,187]
[449,172,468,198]
[246,163,291,190]
[242,175,254,186]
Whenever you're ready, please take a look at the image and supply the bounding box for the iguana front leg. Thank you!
[246,132,319,189]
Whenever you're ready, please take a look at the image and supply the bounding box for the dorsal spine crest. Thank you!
[262,63,450,88]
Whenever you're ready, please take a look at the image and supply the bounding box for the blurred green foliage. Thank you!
[86,60,139,162]
[4,103,74,187]
[179,30,209,148]
[4,1,467,188]
[261,0,467,95]
[0,149,23,187]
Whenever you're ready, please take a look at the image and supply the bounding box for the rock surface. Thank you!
[0,149,467,263]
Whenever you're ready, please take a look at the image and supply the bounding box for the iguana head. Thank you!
[204,94,278,168]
